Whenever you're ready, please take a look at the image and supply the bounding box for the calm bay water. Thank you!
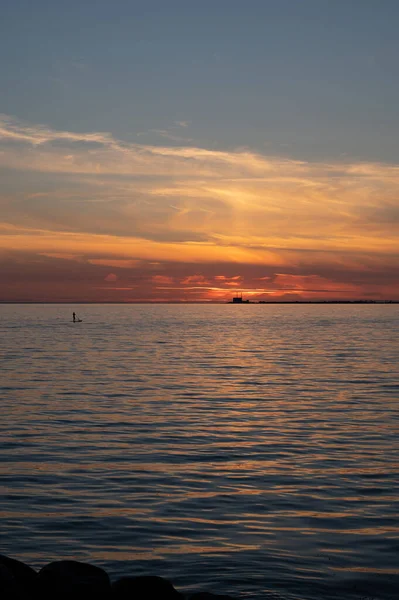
[0,303,398,599]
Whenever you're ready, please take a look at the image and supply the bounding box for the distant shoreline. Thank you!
[0,300,398,305]
[228,299,398,304]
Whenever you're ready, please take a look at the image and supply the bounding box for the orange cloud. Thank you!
[214,275,242,286]
[180,275,210,285]
[151,275,174,285]
[270,273,359,297]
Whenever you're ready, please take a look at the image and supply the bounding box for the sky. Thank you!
[1,0,398,302]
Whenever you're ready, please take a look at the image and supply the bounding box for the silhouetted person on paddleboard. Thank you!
[73,312,77,322]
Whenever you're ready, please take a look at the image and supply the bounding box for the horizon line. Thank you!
[0,300,398,305]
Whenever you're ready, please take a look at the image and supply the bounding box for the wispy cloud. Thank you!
[136,120,192,143]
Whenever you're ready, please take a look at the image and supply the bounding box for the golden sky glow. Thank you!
[1,116,398,302]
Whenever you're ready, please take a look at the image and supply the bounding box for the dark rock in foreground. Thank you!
[38,560,111,598]
[189,594,235,600]
[0,555,236,599]
[0,554,37,598]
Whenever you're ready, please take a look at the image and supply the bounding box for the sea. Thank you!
[0,303,398,600]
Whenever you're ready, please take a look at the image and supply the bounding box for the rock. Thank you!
[0,563,16,598]
[0,555,37,599]
[112,575,184,599]
[0,556,237,599]
[38,560,111,598]
[189,594,235,600]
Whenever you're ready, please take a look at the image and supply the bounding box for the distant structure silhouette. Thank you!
[232,293,250,303]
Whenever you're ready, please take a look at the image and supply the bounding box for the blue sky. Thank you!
[1,1,398,302]
[2,0,399,161]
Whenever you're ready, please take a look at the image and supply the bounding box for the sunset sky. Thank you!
[1,0,398,302]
